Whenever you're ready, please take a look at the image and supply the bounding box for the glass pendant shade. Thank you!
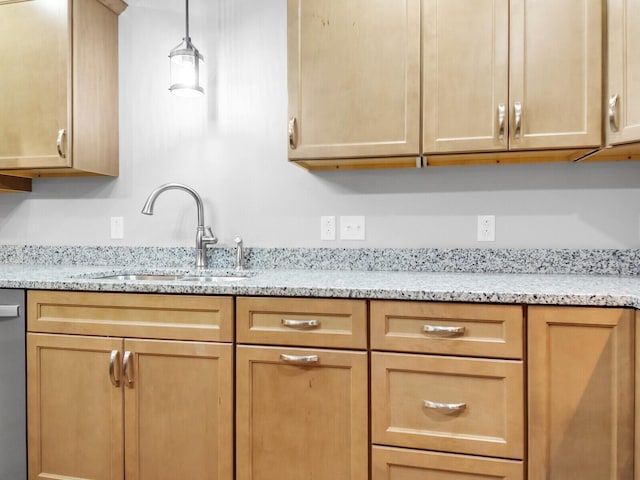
[169,38,204,97]
[169,0,204,97]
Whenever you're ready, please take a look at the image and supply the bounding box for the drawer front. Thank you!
[371,352,524,459]
[27,290,234,342]
[372,446,524,480]
[371,301,523,359]
[236,297,367,349]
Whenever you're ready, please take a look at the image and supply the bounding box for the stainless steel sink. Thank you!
[179,275,249,282]
[95,272,251,282]
[99,274,184,281]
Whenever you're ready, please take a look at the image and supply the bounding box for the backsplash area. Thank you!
[1,245,639,276]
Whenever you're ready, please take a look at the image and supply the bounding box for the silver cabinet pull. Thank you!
[280,353,319,365]
[513,102,522,139]
[282,319,320,330]
[109,350,121,387]
[123,351,134,388]
[497,103,506,140]
[424,400,467,413]
[423,325,466,338]
[288,117,297,149]
[609,94,620,132]
[56,129,66,158]
[0,305,19,318]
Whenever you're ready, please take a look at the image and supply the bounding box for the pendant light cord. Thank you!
[185,0,190,39]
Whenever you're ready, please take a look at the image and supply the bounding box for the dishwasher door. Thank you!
[0,289,26,480]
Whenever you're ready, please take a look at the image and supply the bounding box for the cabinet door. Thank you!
[528,307,634,480]
[236,345,368,480]
[509,0,602,150]
[287,0,421,160]
[607,0,640,145]
[124,339,233,480]
[0,0,70,170]
[27,333,124,480]
[422,0,509,154]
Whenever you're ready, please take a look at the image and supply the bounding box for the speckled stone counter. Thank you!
[1,263,640,308]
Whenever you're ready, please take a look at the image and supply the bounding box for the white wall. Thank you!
[1,0,640,249]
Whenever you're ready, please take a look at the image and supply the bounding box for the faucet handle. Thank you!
[203,227,218,245]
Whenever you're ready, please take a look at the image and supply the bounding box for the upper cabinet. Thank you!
[287,0,422,170]
[424,0,602,156]
[289,0,603,169]
[0,0,126,178]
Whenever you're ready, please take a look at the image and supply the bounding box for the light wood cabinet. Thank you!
[528,306,634,480]
[26,291,234,480]
[424,0,602,159]
[370,300,525,477]
[373,446,524,480]
[235,297,369,480]
[0,0,125,178]
[287,0,421,170]
[289,0,602,169]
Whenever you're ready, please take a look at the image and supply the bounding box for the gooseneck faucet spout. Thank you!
[141,183,218,268]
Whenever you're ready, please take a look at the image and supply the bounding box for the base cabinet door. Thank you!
[124,339,233,480]
[27,334,233,480]
[236,345,368,480]
[528,306,634,480]
[27,333,124,480]
[373,446,524,480]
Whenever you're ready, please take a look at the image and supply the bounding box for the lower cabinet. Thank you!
[26,291,234,480]
[236,346,369,480]
[372,446,524,480]
[528,306,635,480]
[24,291,640,480]
[235,297,369,480]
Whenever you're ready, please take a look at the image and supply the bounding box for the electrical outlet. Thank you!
[320,216,336,240]
[110,216,124,239]
[340,216,365,240]
[477,215,495,242]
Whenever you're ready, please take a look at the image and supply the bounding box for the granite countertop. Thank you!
[2,263,640,308]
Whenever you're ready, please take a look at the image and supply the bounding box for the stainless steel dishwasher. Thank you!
[0,289,26,480]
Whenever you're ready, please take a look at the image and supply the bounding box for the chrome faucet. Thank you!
[141,183,218,268]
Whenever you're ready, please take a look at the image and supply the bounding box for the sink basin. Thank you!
[179,275,250,282]
[94,272,252,282]
[98,274,184,281]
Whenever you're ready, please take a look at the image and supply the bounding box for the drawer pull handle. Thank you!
[282,319,320,330]
[0,305,19,318]
[123,351,134,388]
[288,117,298,149]
[497,103,506,140]
[513,102,522,139]
[424,400,467,413]
[280,354,319,365]
[423,325,466,337]
[56,129,66,158]
[109,350,121,387]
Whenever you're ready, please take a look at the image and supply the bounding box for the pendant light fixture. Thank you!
[169,0,204,97]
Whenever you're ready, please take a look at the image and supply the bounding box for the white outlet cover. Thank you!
[320,215,336,241]
[110,216,124,240]
[477,215,495,242]
[340,216,365,240]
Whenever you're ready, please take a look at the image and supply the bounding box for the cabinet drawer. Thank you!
[370,301,523,359]
[371,352,524,459]
[372,446,524,480]
[27,290,234,342]
[236,297,367,349]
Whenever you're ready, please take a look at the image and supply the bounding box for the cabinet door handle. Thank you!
[282,318,320,330]
[497,103,506,140]
[288,117,297,149]
[109,350,121,387]
[123,351,134,388]
[423,400,467,413]
[422,325,466,337]
[280,353,319,365]
[513,102,522,139]
[609,94,620,132]
[56,129,66,158]
[0,305,19,318]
